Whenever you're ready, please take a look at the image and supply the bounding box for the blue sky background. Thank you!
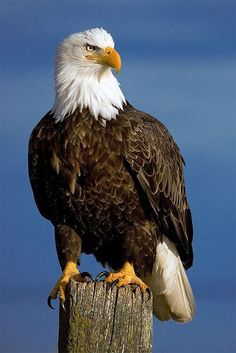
[1,1,236,352]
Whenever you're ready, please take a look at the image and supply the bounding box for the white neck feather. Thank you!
[52,62,126,123]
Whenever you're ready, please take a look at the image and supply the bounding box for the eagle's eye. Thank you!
[86,44,95,52]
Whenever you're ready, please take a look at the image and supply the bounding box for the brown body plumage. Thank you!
[29,102,193,275]
[28,28,195,321]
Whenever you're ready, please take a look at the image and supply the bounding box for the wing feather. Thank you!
[123,104,193,269]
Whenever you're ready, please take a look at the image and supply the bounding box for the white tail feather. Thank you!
[143,236,195,322]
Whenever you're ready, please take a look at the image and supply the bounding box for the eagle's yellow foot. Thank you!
[97,262,149,292]
[47,261,93,310]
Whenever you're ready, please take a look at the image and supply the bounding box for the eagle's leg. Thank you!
[103,262,149,292]
[48,225,93,310]
[47,261,88,310]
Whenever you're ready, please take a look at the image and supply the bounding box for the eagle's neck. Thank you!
[52,63,126,124]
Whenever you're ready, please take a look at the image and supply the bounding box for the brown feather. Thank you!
[28,102,193,274]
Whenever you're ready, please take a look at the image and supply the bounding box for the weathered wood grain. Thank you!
[58,279,153,353]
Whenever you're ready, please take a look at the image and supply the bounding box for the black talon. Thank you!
[146,287,152,301]
[60,300,67,312]
[111,279,120,288]
[47,295,55,310]
[95,271,110,281]
[80,271,95,281]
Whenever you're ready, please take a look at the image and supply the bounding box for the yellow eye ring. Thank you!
[86,44,95,52]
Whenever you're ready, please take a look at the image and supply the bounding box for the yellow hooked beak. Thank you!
[86,47,121,74]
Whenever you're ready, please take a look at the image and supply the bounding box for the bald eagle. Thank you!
[28,28,195,322]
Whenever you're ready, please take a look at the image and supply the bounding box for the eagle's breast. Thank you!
[48,110,154,272]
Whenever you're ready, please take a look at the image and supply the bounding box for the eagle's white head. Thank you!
[52,28,126,124]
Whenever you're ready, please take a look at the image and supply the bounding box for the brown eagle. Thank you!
[28,28,195,322]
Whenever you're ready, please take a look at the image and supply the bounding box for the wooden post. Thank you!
[58,279,153,353]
